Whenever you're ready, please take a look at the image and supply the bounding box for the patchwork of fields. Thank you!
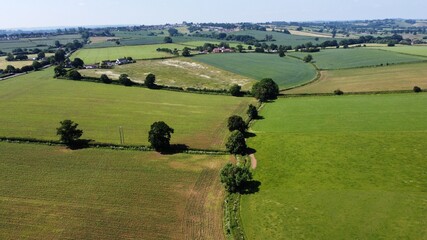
[0,53,53,69]
[194,53,317,88]
[0,143,225,239]
[242,93,427,239]
[80,57,256,90]
[285,62,427,94]
[0,34,82,52]
[289,47,427,69]
[0,69,255,149]
[372,45,427,57]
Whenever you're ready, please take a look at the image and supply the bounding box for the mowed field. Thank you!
[0,143,226,239]
[0,53,53,69]
[0,69,255,149]
[80,57,256,90]
[289,48,427,70]
[194,53,317,88]
[242,93,427,239]
[72,44,189,63]
[372,45,427,57]
[285,62,427,94]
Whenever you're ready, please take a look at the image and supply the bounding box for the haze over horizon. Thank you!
[1,0,426,29]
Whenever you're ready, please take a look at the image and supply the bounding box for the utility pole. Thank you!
[119,126,124,144]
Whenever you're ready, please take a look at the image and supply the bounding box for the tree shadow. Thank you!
[246,147,257,155]
[239,180,261,195]
[244,132,257,138]
[159,144,190,155]
[68,139,93,150]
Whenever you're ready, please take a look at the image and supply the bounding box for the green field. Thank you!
[285,62,427,94]
[72,44,189,63]
[0,34,82,52]
[80,57,256,90]
[0,69,254,149]
[194,53,317,88]
[242,93,427,239]
[372,45,427,57]
[0,143,225,239]
[234,30,334,47]
[289,48,427,70]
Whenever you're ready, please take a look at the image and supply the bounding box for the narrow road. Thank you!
[249,154,257,169]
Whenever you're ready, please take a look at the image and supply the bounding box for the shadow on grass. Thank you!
[158,144,190,155]
[244,132,257,138]
[239,180,261,195]
[67,139,94,150]
[246,147,257,155]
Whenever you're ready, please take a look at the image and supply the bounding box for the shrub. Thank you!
[228,115,246,133]
[100,74,112,84]
[303,54,313,62]
[413,86,422,93]
[229,84,241,96]
[67,70,82,80]
[334,89,344,95]
[56,120,83,147]
[247,104,258,120]
[226,130,247,155]
[220,163,253,193]
[145,73,156,89]
[119,74,133,86]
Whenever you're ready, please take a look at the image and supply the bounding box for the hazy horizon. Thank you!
[1,0,426,30]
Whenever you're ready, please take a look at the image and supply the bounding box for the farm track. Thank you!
[182,168,224,240]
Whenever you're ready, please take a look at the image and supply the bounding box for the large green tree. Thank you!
[119,74,133,86]
[220,163,253,193]
[54,49,66,64]
[71,58,84,68]
[251,78,279,102]
[148,121,174,151]
[56,120,83,146]
[229,84,242,96]
[226,130,247,155]
[228,115,246,132]
[145,73,156,89]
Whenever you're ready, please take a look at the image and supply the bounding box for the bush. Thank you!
[229,84,241,96]
[56,119,83,147]
[303,54,313,63]
[334,89,344,95]
[145,73,156,89]
[247,104,258,119]
[100,74,112,84]
[67,70,82,80]
[119,74,133,86]
[413,86,422,93]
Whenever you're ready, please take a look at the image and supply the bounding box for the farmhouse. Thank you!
[212,47,234,53]
[84,64,98,69]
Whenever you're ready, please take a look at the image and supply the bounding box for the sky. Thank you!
[1,0,426,29]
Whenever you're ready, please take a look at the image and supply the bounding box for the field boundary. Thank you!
[0,136,229,155]
[280,89,422,97]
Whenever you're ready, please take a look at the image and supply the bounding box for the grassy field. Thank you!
[289,48,427,70]
[285,62,427,94]
[0,34,82,52]
[80,57,256,90]
[371,45,427,57]
[0,53,53,69]
[194,53,317,88]
[234,30,333,47]
[241,93,427,239]
[72,44,188,63]
[0,69,255,149]
[0,142,226,239]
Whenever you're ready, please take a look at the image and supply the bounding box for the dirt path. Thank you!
[249,154,257,169]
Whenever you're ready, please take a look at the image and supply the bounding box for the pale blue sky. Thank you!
[1,0,426,29]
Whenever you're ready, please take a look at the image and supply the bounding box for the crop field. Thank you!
[241,93,427,239]
[234,30,334,47]
[0,69,255,149]
[285,62,427,94]
[371,45,427,57]
[0,34,82,52]
[80,57,256,90]
[194,53,317,88]
[0,142,225,239]
[289,48,427,70]
[0,53,53,69]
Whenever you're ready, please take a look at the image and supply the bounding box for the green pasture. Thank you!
[0,34,82,52]
[242,93,427,239]
[0,53,53,69]
[234,30,334,47]
[194,53,317,88]
[72,44,187,63]
[289,48,426,70]
[80,57,256,90]
[371,45,427,57]
[0,143,225,239]
[285,62,427,94]
[0,69,254,149]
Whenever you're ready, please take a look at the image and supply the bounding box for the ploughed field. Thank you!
[241,93,427,239]
[0,69,255,149]
[0,143,226,239]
